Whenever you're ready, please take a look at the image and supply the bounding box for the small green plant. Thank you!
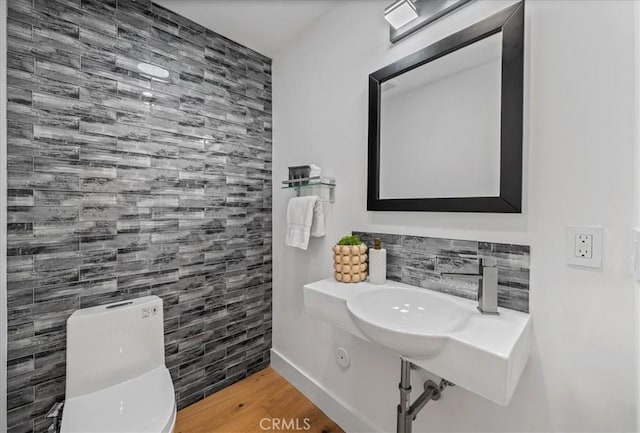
[337,234,362,246]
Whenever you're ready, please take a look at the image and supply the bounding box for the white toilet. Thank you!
[60,296,176,433]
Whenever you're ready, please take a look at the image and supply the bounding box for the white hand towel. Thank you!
[286,195,325,250]
[310,199,326,238]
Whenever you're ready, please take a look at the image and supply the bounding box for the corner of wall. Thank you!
[634,1,640,430]
[1,1,8,431]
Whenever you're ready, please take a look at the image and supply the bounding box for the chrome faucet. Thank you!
[442,256,499,315]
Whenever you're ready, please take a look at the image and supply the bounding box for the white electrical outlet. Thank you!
[575,234,593,258]
[566,226,602,268]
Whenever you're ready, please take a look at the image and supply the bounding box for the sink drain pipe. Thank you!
[397,359,453,433]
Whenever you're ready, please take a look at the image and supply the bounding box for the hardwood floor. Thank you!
[175,367,345,433]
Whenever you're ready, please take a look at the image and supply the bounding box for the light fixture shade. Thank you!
[384,0,418,30]
[136,62,169,79]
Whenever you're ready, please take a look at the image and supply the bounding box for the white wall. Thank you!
[635,4,640,430]
[272,1,638,432]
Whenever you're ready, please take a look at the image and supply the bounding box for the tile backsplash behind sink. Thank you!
[353,232,530,313]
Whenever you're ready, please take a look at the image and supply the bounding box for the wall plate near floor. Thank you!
[566,226,603,268]
[335,347,351,368]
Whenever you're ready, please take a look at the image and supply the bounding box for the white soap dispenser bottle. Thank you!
[369,238,387,285]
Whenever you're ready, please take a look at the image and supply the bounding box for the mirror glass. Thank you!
[379,32,503,199]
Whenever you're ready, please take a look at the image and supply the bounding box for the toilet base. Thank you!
[61,366,176,433]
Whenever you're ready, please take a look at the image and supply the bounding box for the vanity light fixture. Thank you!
[384,0,418,29]
[385,0,472,44]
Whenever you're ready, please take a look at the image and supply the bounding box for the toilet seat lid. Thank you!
[61,366,176,433]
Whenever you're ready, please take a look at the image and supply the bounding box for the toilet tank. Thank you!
[66,296,166,399]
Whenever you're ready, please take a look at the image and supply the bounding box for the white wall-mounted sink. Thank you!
[347,287,471,358]
[304,278,531,406]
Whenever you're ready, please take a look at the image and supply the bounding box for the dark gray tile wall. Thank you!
[6,0,272,431]
[353,232,529,313]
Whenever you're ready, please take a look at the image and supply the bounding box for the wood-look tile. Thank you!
[7,18,33,41]
[33,124,117,148]
[7,0,273,428]
[7,388,35,412]
[33,0,117,36]
[8,51,35,74]
[34,277,118,303]
[7,36,80,69]
[8,102,80,130]
[8,189,34,207]
[9,69,80,99]
[33,221,117,238]
[34,157,117,178]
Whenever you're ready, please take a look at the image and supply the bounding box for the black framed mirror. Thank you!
[367,2,524,213]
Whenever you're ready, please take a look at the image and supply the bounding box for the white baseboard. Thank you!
[270,348,382,433]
